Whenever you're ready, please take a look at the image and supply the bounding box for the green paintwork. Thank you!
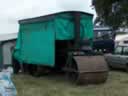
[13,12,93,67]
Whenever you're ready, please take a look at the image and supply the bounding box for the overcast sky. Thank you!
[0,0,96,35]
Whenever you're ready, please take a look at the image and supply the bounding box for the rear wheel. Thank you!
[12,58,20,74]
[29,65,47,77]
[28,64,39,77]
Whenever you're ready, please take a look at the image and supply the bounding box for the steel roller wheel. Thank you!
[65,55,109,85]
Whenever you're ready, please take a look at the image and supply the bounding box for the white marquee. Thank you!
[0,0,95,36]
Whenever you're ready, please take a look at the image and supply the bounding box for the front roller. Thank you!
[65,55,109,85]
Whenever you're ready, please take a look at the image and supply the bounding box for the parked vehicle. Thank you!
[93,39,115,53]
[105,44,128,71]
[115,34,128,47]
[93,26,114,53]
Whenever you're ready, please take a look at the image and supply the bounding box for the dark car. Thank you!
[93,39,115,53]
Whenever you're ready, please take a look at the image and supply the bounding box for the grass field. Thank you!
[13,71,128,96]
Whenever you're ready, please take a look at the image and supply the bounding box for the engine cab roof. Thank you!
[19,11,93,24]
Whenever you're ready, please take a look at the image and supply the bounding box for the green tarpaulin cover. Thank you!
[14,12,93,67]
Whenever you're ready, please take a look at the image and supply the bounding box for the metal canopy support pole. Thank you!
[65,12,81,84]
[0,42,3,70]
[73,12,81,50]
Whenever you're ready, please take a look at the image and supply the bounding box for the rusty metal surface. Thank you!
[76,72,108,84]
[74,56,108,72]
[67,55,109,84]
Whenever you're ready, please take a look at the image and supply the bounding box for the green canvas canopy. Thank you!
[13,12,93,67]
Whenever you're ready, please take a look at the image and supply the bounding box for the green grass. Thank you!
[13,71,128,96]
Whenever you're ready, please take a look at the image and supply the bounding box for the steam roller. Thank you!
[12,11,108,85]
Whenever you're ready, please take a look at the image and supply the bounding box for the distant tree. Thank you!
[92,0,128,31]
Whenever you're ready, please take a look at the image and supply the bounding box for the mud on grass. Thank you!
[13,71,128,96]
